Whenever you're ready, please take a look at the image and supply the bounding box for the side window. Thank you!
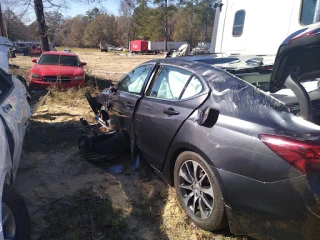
[149,66,191,100]
[300,0,317,25]
[181,76,203,99]
[118,65,153,94]
[233,10,246,37]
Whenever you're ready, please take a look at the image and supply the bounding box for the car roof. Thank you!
[145,55,275,73]
[42,51,77,57]
[143,58,237,86]
[145,58,215,73]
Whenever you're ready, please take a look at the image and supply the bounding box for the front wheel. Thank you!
[174,151,227,231]
[2,185,30,240]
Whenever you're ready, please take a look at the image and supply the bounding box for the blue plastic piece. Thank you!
[108,165,123,173]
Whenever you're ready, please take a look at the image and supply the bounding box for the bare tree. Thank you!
[153,0,176,51]
[34,0,50,51]
[119,0,135,47]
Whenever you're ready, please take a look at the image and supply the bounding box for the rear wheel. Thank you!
[174,151,227,231]
[2,185,30,240]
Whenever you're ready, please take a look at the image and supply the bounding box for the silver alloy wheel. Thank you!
[178,160,214,219]
[2,203,16,240]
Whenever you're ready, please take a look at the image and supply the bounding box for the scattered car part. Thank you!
[80,118,99,135]
[164,43,190,58]
[78,131,129,162]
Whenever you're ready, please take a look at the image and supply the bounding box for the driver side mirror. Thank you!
[32,58,37,63]
[80,62,87,67]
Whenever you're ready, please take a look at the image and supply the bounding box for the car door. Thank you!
[134,65,209,170]
[0,73,31,178]
[111,64,154,135]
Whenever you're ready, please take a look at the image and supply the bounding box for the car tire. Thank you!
[174,151,227,231]
[2,184,30,240]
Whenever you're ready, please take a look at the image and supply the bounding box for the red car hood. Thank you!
[30,65,84,76]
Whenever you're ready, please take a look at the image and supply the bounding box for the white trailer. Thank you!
[210,0,319,55]
[148,41,188,52]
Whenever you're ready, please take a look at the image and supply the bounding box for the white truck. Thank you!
[210,0,319,55]
[148,41,188,53]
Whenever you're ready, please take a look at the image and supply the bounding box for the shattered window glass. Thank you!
[233,10,245,37]
[118,65,153,94]
[181,76,203,99]
[149,66,191,100]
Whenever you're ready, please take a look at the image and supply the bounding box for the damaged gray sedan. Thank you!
[83,24,320,239]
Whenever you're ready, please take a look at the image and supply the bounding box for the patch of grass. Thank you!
[161,188,247,240]
[47,84,98,104]
[36,188,127,240]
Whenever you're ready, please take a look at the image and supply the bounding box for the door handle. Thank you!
[2,104,12,113]
[163,107,180,116]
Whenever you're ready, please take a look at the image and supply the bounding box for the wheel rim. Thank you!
[178,160,214,219]
[2,203,16,240]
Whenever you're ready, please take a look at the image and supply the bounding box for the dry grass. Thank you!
[161,188,245,240]
[56,47,102,53]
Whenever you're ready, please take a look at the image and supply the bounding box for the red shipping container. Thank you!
[130,40,148,53]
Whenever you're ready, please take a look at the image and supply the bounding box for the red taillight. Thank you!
[259,134,320,174]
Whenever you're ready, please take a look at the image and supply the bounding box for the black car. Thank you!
[84,24,320,239]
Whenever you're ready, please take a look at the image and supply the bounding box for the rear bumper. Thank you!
[30,79,85,89]
[218,169,320,239]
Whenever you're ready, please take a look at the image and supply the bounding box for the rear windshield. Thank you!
[235,71,320,93]
[38,54,79,66]
[235,71,272,91]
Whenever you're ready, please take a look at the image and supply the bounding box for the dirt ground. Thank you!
[10,51,245,240]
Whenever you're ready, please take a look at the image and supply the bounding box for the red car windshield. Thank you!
[38,55,79,66]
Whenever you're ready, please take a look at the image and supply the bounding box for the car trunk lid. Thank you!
[269,23,320,93]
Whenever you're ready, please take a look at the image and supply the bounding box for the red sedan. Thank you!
[29,51,86,89]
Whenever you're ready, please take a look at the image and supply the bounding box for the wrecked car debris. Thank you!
[78,115,128,162]
[78,131,128,162]
[78,91,129,163]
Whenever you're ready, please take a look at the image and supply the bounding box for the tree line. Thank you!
[3,0,216,49]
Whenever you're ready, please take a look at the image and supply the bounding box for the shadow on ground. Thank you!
[19,112,170,239]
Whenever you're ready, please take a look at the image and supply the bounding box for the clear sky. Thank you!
[61,0,120,18]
